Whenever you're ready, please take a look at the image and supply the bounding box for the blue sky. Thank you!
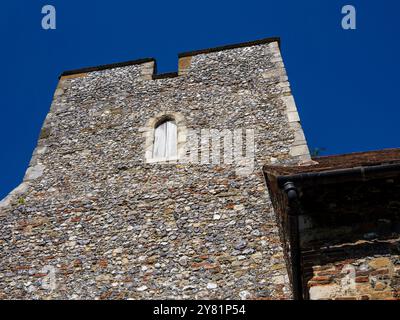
[0,0,399,199]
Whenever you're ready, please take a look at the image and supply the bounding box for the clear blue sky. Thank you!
[1,0,399,199]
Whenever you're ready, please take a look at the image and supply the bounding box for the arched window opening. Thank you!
[153,119,177,159]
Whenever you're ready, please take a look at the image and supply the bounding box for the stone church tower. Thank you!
[0,37,311,299]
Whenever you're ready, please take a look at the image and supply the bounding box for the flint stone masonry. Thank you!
[0,38,310,299]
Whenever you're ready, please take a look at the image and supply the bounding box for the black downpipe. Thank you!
[283,181,303,300]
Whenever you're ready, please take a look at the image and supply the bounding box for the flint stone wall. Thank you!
[0,40,310,299]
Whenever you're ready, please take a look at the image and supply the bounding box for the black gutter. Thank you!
[277,162,400,188]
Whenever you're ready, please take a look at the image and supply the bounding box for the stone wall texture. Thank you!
[309,256,400,300]
[0,39,310,299]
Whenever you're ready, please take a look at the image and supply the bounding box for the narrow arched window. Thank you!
[153,119,177,159]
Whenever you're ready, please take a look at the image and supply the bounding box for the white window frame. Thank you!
[153,119,178,161]
[141,112,187,164]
